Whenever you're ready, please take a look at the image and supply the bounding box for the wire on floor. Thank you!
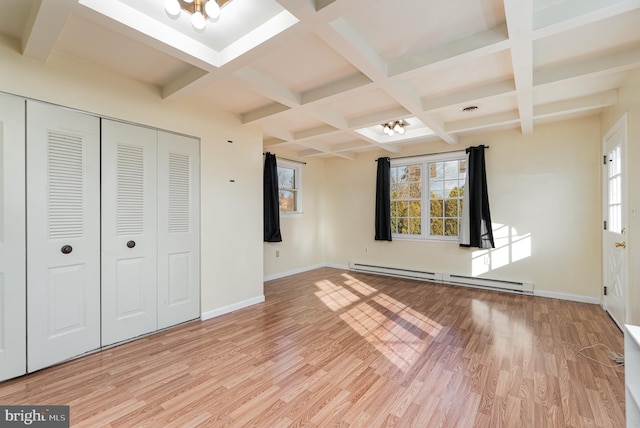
[577,343,624,367]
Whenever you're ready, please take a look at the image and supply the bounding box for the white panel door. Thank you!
[603,114,628,329]
[0,93,26,381]
[26,101,100,372]
[157,131,200,329]
[101,120,158,346]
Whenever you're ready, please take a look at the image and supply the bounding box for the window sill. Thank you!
[391,235,460,243]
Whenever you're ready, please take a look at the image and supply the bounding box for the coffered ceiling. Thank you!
[2,0,639,159]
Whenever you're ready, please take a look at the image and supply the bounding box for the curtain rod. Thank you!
[375,145,489,161]
[263,152,307,165]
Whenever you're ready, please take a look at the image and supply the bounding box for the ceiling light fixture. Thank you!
[382,120,407,136]
[164,0,233,30]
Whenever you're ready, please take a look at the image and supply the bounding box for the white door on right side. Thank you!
[603,114,628,330]
[157,131,200,329]
[101,119,158,346]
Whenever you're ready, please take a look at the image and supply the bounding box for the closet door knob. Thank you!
[61,245,73,254]
[127,240,136,248]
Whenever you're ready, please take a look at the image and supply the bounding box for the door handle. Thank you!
[127,240,136,248]
[615,241,626,248]
[61,245,73,254]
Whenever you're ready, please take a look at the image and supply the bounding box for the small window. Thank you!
[277,160,302,214]
[391,153,466,240]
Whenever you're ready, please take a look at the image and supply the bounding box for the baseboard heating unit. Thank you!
[349,262,533,294]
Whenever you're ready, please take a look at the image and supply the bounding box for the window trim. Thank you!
[277,159,303,215]
[390,150,466,241]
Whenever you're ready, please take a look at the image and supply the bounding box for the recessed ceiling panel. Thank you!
[194,79,275,114]
[341,0,505,61]
[262,110,327,134]
[0,0,35,39]
[119,0,285,51]
[56,15,193,87]
[249,34,359,93]
[534,9,640,69]
[325,89,400,119]
[79,0,298,67]
[533,73,626,105]
[409,50,513,98]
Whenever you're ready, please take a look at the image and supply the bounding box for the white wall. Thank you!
[602,68,640,325]
[323,117,603,300]
[0,35,265,315]
[263,150,326,279]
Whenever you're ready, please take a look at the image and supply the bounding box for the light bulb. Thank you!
[393,123,402,133]
[398,126,405,135]
[388,128,395,136]
[205,0,221,21]
[383,125,390,135]
[184,0,194,3]
[191,11,206,30]
[164,0,180,17]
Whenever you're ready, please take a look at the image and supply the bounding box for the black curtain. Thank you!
[460,145,494,248]
[263,152,282,242]
[375,157,392,241]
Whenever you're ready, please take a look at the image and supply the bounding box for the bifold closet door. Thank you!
[0,94,26,381]
[101,119,158,346]
[26,101,100,372]
[157,131,200,329]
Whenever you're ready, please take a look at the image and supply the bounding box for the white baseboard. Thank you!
[263,263,325,282]
[533,290,600,305]
[264,264,601,306]
[200,295,265,321]
[324,262,349,270]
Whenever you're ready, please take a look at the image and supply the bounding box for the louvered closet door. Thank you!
[157,131,200,329]
[0,93,26,381]
[101,120,158,346]
[26,101,100,372]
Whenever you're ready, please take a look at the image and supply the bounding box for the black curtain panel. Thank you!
[375,157,392,241]
[263,152,282,242]
[460,145,495,248]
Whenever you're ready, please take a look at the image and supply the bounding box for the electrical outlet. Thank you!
[483,255,490,265]
[276,250,280,257]
[364,247,368,253]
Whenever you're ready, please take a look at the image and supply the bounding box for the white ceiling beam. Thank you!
[504,0,533,134]
[261,123,296,142]
[294,125,339,140]
[533,90,618,119]
[388,24,510,79]
[21,0,74,61]
[446,111,520,133]
[162,67,210,99]
[301,73,373,105]
[534,46,640,86]
[233,67,301,107]
[242,102,291,124]
[533,0,640,39]
[422,81,516,112]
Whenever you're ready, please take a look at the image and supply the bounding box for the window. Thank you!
[390,153,466,240]
[277,160,302,214]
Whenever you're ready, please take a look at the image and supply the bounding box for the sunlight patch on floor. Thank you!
[315,275,443,371]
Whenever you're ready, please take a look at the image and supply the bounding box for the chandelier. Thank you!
[381,120,407,136]
[165,0,234,30]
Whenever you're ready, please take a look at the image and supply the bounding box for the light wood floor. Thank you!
[0,267,625,427]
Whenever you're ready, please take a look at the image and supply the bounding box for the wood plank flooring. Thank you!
[0,267,625,427]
